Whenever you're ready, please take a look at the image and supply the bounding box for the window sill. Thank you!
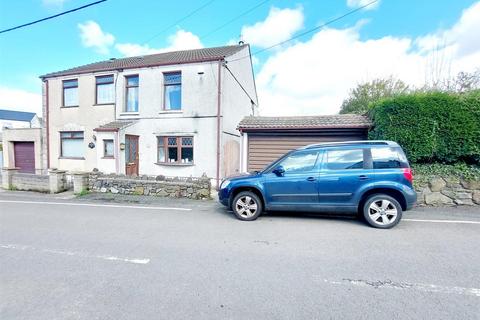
[94,103,115,106]
[158,110,182,114]
[120,112,139,116]
[155,162,194,167]
[59,157,85,160]
[61,105,79,108]
[101,156,115,159]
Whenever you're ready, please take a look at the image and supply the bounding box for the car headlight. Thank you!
[220,179,231,189]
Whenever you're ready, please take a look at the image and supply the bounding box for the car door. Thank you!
[318,148,374,209]
[263,149,321,210]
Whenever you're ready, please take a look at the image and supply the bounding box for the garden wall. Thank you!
[415,175,480,206]
[88,172,211,200]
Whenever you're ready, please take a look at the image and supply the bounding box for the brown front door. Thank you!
[14,142,35,173]
[125,135,139,176]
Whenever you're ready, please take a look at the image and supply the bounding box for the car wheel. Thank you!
[232,191,263,221]
[363,194,402,229]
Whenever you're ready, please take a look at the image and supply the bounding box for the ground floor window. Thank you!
[103,139,114,158]
[157,136,193,164]
[60,131,84,158]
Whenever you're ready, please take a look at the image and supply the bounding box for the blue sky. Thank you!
[1,0,479,115]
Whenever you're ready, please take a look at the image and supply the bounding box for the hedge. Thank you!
[368,91,480,164]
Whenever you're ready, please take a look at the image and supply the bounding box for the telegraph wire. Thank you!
[0,0,108,34]
[227,0,379,63]
[200,0,271,40]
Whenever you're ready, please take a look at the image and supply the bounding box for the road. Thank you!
[1,191,479,319]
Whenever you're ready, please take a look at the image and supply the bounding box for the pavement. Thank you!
[0,190,479,319]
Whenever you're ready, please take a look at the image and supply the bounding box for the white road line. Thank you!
[0,199,191,211]
[403,218,480,225]
[0,244,150,265]
[321,278,480,297]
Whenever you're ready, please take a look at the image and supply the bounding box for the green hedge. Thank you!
[369,91,480,164]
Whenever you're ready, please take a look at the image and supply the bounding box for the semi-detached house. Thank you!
[39,44,258,186]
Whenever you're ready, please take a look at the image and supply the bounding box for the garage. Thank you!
[238,115,371,172]
[14,142,35,173]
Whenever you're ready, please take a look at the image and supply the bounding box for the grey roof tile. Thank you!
[41,45,246,78]
[94,120,135,131]
[238,114,371,131]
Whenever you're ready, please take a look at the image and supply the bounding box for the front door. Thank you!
[125,135,139,176]
[14,142,35,173]
[263,150,321,210]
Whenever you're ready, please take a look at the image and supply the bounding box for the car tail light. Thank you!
[403,168,413,184]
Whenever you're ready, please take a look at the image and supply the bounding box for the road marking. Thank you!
[0,199,192,211]
[0,244,150,265]
[403,218,480,225]
[321,278,480,297]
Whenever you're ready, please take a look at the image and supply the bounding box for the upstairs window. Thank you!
[157,136,193,164]
[96,75,114,104]
[63,79,78,107]
[60,131,84,158]
[125,75,139,112]
[164,72,181,110]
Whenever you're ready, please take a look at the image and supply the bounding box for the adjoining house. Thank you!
[39,44,258,186]
[1,109,42,172]
[237,114,372,172]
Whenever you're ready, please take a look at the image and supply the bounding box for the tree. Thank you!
[340,78,409,114]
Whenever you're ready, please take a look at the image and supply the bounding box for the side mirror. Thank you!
[272,165,285,176]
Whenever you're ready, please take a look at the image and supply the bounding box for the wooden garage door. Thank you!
[14,142,35,173]
[247,134,366,172]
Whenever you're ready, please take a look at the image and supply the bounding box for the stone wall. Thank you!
[88,172,211,200]
[415,175,480,206]
[2,168,68,193]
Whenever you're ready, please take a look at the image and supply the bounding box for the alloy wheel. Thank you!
[368,199,398,226]
[235,196,258,218]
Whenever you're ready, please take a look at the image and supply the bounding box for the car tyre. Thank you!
[232,191,263,221]
[363,194,402,229]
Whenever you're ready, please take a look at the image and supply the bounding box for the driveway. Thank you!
[0,191,479,319]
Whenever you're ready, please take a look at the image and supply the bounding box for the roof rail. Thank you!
[302,140,398,149]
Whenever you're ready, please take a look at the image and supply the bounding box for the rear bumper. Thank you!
[404,186,417,210]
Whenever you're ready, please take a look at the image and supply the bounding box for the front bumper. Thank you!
[218,188,230,207]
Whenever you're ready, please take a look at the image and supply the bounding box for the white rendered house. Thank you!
[40,45,258,186]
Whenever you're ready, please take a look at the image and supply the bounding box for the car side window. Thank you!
[276,151,319,174]
[371,147,409,169]
[326,149,364,170]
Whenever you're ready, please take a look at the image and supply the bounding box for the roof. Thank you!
[238,114,372,131]
[94,120,135,132]
[40,45,247,79]
[0,109,36,122]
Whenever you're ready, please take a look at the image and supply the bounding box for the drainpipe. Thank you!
[115,130,120,174]
[45,79,50,170]
[216,59,223,189]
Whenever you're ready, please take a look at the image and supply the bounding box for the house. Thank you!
[0,109,40,131]
[0,109,41,172]
[237,115,372,172]
[39,44,258,186]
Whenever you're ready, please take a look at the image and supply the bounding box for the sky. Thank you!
[1,0,479,116]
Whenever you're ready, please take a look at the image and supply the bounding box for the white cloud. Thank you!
[255,2,480,116]
[115,30,203,57]
[347,0,380,10]
[0,86,42,116]
[78,21,115,55]
[241,7,304,48]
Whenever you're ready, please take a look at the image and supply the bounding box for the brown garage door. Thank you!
[247,134,366,172]
[14,142,35,173]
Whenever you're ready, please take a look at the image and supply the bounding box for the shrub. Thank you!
[369,91,480,164]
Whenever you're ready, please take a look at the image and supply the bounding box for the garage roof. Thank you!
[238,114,371,131]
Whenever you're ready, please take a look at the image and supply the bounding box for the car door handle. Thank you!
[307,177,317,182]
[358,175,369,180]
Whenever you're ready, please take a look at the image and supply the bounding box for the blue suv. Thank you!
[219,141,416,228]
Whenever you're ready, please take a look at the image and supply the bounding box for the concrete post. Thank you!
[72,172,88,194]
[48,169,66,193]
[2,167,19,190]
